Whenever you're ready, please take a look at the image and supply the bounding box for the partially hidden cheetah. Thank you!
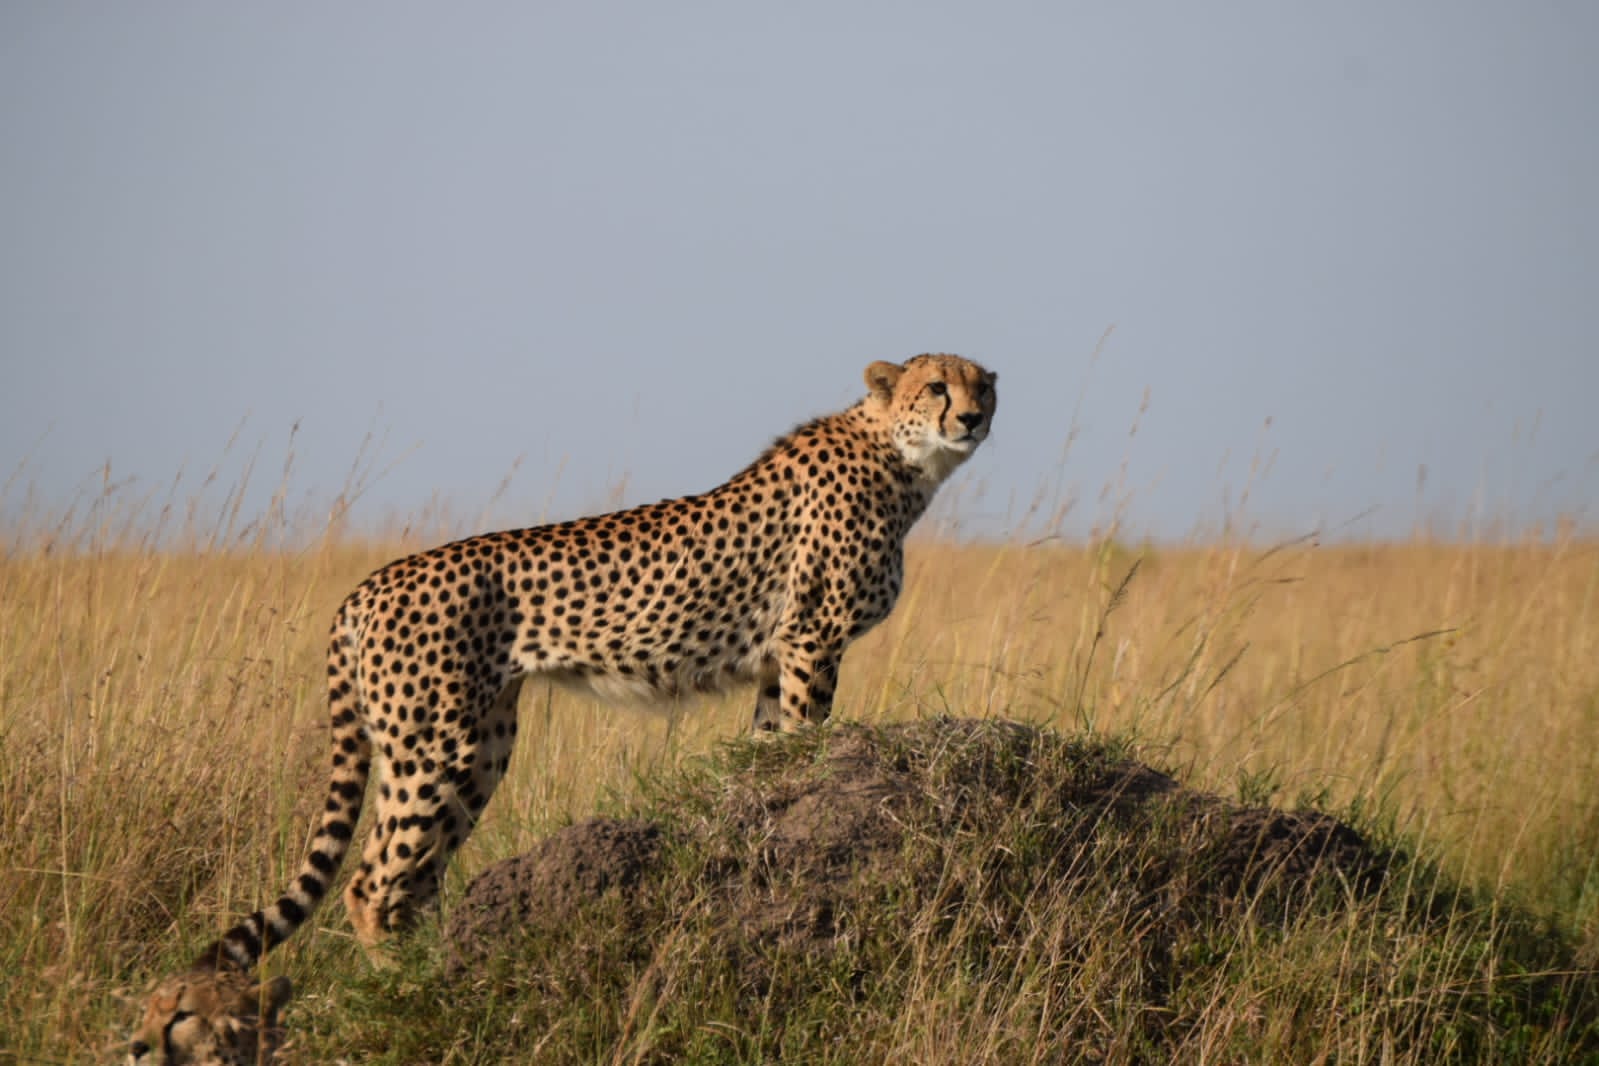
[127,970,291,1065]
[132,353,994,1060]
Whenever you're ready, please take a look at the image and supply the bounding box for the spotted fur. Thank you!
[170,354,994,986]
[127,971,291,1065]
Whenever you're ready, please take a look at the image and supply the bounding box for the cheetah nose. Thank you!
[956,411,984,431]
[129,1040,150,1059]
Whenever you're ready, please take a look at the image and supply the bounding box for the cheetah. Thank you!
[127,971,291,1065]
[134,353,994,1052]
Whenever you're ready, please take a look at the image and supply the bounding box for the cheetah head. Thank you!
[127,969,292,1066]
[865,353,997,483]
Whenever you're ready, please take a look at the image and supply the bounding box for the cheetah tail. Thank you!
[191,623,371,973]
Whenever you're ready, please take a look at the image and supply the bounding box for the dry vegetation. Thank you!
[2,483,1597,1061]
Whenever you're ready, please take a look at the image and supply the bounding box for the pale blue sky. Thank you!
[2,2,1595,543]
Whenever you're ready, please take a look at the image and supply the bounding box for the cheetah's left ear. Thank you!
[865,361,903,401]
[235,976,293,1021]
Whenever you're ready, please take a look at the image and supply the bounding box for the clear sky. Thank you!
[3,2,1595,544]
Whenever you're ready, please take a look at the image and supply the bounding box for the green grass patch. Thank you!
[285,720,1599,1065]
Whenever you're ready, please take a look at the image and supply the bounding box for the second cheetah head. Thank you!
[127,969,292,1066]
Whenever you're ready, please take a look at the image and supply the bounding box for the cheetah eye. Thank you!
[976,382,992,399]
[927,381,947,397]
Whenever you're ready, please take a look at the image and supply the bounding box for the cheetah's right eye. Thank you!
[927,381,947,397]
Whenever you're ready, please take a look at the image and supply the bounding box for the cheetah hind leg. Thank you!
[342,677,525,958]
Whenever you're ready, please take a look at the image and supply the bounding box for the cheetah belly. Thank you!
[541,609,780,705]
[526,556,789,705]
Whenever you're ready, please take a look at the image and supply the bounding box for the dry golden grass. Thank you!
[880,536,1599,917]
[2,500,1597,1058]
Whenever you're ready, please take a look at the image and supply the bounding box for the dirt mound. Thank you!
[445,719,1386,974]
[444,818,663,969]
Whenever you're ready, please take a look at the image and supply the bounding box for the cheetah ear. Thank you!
[263,978,295,1010]
[864,361,903,402]
[241,976,293,1019]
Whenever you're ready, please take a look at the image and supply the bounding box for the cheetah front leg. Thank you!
[751,658,785,734]
[760,641,843,733]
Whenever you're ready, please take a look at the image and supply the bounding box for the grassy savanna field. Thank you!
[2,481,1598,1061]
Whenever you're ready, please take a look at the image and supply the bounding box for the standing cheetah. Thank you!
[133,353,994,1058]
